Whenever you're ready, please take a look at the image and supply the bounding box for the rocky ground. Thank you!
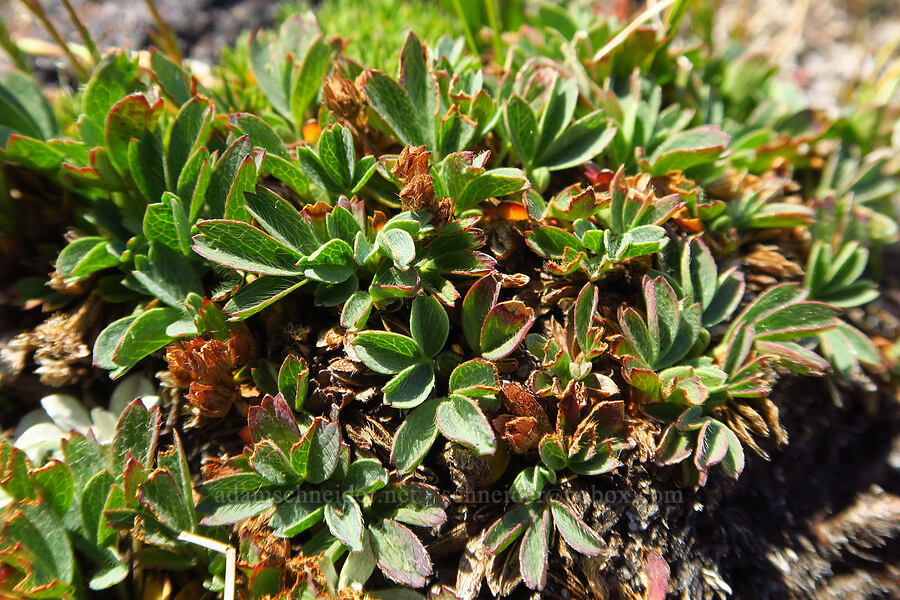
[1,2,899,599]
[0,0,279,69]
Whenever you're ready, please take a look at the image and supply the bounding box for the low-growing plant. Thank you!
[1,1,897,598]
[196,394,446,587]
[525,169,683,279]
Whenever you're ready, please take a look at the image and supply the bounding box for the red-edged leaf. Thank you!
[462,273,500,352]
[480,301,535,360]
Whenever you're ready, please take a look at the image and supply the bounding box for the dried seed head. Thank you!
[165,329,255,418]
[322,71,368,127]
[392,145,455,225]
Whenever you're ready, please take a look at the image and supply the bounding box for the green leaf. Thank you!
[484,504,534,554]
[703,270,745,327]
[363,70,430,148]
[730,283,807,333]
[278,354,309,410]
[377,228,417,271]
[105,93,162,176]
[436,394,495,454]
[462,273,500,352]
[133,244,201,309]
[753,302,837,341]
[81,470,114,546]
[719,426,745,479]
[480,301,535,360]
[2,502,74,588]
[139,470,193,533]
[456,168,528,213]
[399,33,436,143]
[325,494,365,551]
[248,395,301,455]
[540,112,616,171]
[694,419,730,470]
[30,461,74,518]
[675,405,707,432]
[1,134,65,170]
[291,35,334,125]
[193,219,304,276]
[144,193,191,255]
[250,440,296,485]
[369,519,432,588]
[304,238,356,283]
[0,445,35,501]
[150,48,191,105]
[223,153,259,222]
[343,459,389,496]
[448,359,499,398]
[111,308,182,376]
[157,431,195,527]
[300,418,341,484]
[56,237,118,282]
[549,499,605,555]
[0,71,57,139]
[504,95,538,166]
[341,290,374,331]
[656,425,693,465]
[439,107,477,157]
[339,531,376,589]
[271,491,325,537]
[297,146,341,194]
[617,225,668,259]
[353,331,421,374]
[225,275,306,319]
[230,113,289,160]
[112,399,159,472]
[575,282,598,356]
[319,272,361,308]
[649,126,730,175]
[410,295,449,359]
[383,363,436,408]
[207,135,251,217]
[539,436,569,475]
[197,473,280,525]
[316,127,354,192]
[519,509,550,590]
[245,187,318,254]
[392,398,441,473]
[62,432,107,490]
[327,204,363,245]
[264,153,310,195]
[89,563,129,591]
[82,52,139,147]
[524,226,584,259]
[166,98,213,189]
[510,466,549,502]
[179,148,212,219]
[377,483,447,527]
[536,74,578,156]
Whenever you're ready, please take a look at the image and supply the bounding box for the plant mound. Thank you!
[0,2,898,599]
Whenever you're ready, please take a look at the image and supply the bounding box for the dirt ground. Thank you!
[2,1,900,107]
[1,2,899,599]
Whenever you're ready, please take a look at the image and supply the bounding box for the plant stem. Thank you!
[484,0,503,61]
[20,0,90,79]
[60,0,100,63]
[449,0,479,56]
[143,0,182,62]
[0,19,29,72]
[592,0,678,63]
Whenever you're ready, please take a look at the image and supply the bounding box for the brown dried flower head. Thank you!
[165,328,255,417]
[392,145,455,225]
[322,71,368,128]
